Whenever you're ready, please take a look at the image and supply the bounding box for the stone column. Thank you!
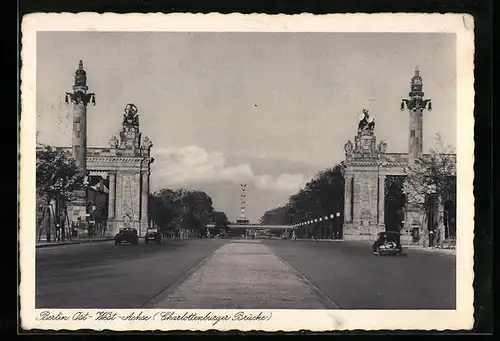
[344,175,353,223]
[140,171,150,233]
[135,173,141,232]
[107,172,116,219]
[378,174,386,228]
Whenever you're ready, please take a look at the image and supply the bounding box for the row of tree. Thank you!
[149,188,231,238]
[260,164,345,239]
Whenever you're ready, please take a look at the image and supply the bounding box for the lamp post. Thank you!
[426,184,437,247]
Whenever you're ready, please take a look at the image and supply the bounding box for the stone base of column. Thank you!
[342,223,380,241]
[67,190,88,233]
[105,220,142,237]
[140,219,149,237]
[105,220,120,237]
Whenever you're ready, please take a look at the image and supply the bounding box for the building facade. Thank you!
[342,67,455,241]
[37,61,154,238]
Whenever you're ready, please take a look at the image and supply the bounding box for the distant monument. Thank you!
[236,184,249,225]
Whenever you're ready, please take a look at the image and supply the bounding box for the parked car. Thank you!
[372,231,404,256]
[115,228,138,246]
[144,227,161,244]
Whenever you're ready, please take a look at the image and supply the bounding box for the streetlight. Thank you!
[335,212,341,239]
[426,184,437,247]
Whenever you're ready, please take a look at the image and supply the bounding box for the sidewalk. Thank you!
[400,243,456,255]
[151,240,337,309]
[289,238,344,242]
[36,237,113,248]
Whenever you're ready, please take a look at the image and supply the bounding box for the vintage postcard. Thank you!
[20,13,475,332]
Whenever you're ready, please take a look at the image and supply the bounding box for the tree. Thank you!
[259,206,289,225]
[36,146,84,241]
[385,176,406,233]
[403,134,457,247]
[149,188,215,238]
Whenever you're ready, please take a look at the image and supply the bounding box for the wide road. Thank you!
[261,239,456,309]
[36,238,455,309]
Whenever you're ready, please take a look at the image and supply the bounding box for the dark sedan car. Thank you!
[144,227,161,244]
[372,231,404,256]
[115,228,138,245]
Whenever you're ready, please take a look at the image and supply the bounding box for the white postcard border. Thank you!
[20,13,475,331]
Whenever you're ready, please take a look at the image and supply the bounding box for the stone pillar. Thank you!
[344,175,353,223]
[140,171,150,235]
[352,177,362,227]
[72,102,87,170]
[107,172,116,219]
[135,172,141,233]
[408,110,423,165]
[378,174,385,228]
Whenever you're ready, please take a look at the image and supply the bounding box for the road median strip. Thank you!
[36,238,114,248]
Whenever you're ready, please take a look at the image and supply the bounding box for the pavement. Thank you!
[36,237,456,309]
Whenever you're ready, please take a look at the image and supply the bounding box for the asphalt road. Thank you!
[36,238,455,309]
[36,239,227,308]
[261,239,456,309]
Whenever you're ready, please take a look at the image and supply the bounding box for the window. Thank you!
[74,117,81,123]
[76,131,80,138]
[410,130,415,137]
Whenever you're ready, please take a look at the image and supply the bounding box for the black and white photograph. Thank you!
[20,13,475,331]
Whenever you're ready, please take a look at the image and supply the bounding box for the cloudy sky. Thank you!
[36,32,456,222]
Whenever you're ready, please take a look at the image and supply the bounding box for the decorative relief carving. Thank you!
[142,135,153,149]
[344,140,353,155]
[377,140,387,153]
[121,175,131,219]
[109,135,118,148]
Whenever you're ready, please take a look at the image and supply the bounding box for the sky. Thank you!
[36,32,456,223]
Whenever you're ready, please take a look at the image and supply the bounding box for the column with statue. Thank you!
[64,60,96,234]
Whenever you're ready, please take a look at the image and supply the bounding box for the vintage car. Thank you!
[144,227,161,244]
[372,231,404,256]
[115,228,138,245]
